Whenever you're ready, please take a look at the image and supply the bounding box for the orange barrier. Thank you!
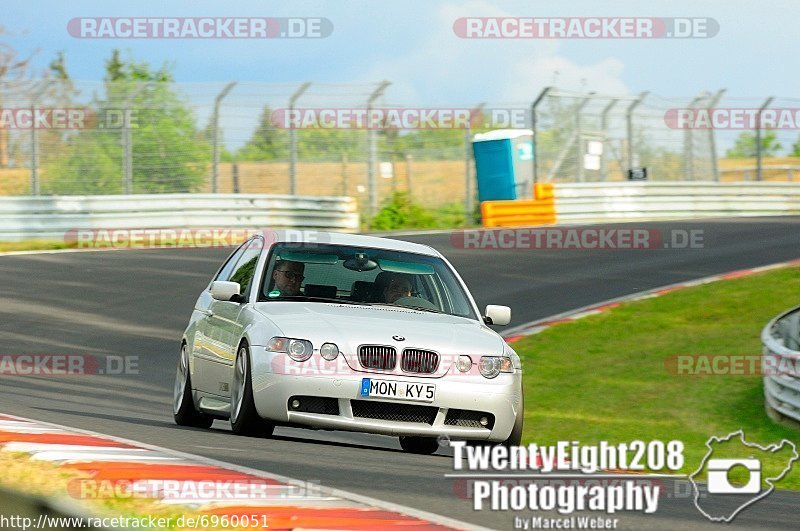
[480,199,556,227]
[480,183,557,227]
[534,182,554,200]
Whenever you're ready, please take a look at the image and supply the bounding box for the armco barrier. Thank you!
[481,182,800,227]
[763,305,800,426]
[0,194,359,241]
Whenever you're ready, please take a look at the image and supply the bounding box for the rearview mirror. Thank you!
[210,281,242,302]
[484,305,511,326]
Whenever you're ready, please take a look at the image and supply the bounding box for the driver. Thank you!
[272,260,305,296]
[383,274,413,303]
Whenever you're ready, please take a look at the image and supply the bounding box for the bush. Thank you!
[368,192,474,231]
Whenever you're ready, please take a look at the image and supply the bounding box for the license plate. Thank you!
[360,378,436,402]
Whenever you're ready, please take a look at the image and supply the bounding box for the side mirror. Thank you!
[210,281,243,302]
[484,305,511,326]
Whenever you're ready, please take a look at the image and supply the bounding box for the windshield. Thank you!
[258,243,478,320]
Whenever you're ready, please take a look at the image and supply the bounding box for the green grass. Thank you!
[0,452,233,530]
[0,240,74,252]
[515,266,800,489]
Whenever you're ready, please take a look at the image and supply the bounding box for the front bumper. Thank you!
[250,350,522,441]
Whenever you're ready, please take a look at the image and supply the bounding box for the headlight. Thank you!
[267,337,313,362]
[288,339,313,362]
[479,356,513,379]
[320,343,339,360]
[455,355,472,372]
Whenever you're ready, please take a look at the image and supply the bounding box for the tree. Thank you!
[47,50,210,194]
[726,131,783,158]
[35,52,80,171]
[237,107,372,162]
[791,137,800,157]
[0,27,32,168]
[237,107,288,161]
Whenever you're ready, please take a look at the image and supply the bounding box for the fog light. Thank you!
[291,399,301,410]
[479,416,489,427]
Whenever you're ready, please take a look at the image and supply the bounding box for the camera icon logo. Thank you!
[691,430,799,523]
[707,458,761,494]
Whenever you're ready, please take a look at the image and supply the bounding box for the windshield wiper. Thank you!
[369,302,444,314]
[402,305,444,314]
[267,295,371,305]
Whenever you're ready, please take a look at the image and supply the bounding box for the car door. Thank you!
[199,237,263,398]
[193,239,250,394]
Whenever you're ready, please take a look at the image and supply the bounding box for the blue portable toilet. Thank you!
[472,129,534,201]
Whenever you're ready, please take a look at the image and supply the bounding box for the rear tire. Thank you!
[399,436,439,455]
[230,341,274,437]
[173,343,214,428]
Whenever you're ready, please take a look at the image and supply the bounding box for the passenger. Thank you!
[272,260,305,296]
[383,274,413,303]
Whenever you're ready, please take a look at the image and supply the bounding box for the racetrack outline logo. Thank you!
[689,430,798,522]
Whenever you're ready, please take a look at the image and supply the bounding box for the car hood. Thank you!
[253,302,504,376]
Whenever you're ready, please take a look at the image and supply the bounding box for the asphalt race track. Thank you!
[1,217,800,530]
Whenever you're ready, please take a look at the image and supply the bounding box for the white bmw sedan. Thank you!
[174,231,523,454]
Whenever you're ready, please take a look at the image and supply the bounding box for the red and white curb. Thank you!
[502,258,800,343]
[0,414,483,530]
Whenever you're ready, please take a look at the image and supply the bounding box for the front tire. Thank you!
[230,341,274,437]
[399,436,439,455]
[501,394,524,447]
[173,343,214,428]
[466,393,524,448]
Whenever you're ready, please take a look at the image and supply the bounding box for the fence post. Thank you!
[232,162,240,193]
[0,83,7,168]
[756,96,775,182]
[707,89,726,182]
[122,83,149,194]
[29,80,53,196]
[30,113,39,195]
[405,154,413,198]
[600,99,618,181]
[366,81,391,217]
[288,82,311,195]
[682,95,703,181]
[211,81,236,194]
[464,124,472,213]
[575,93,594,182]
[626,91,648,177]
[341,152,348,195]
[465,103,485,211]
[531,87,551,186]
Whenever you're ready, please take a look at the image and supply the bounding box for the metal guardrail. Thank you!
[0,193,360,241]
[763,305,800,425]
[553,182,800,224]
[480,182,800,227]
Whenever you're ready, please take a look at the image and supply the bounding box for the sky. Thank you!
[4,0,800,148]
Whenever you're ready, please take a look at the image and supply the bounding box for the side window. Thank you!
[228,240,262,298]
[214,241,249,282]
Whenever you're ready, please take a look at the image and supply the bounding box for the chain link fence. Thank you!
[534,89,800,183]
[1,80,799,216]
